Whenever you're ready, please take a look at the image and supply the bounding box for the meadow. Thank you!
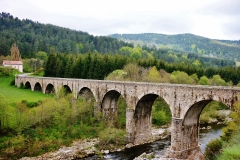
[0,75,51,105]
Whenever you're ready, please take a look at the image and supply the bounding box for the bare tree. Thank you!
[10,43,21,61]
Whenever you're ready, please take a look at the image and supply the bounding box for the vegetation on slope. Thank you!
[0,12,236,68]
[204,94,240,160]
[0,67,128,159]
[0,12,133,58]
[43,51,240,85]
[110,33,240,61]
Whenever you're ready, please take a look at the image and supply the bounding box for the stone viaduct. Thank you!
[15,76,240,159]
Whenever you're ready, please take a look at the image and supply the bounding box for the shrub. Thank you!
[217,144,240,160]
[20,82,25,89]
[204,138,223,160]
[10,78,15,86]
[98,127,126,147]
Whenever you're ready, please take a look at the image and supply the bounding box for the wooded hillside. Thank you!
[0,12,133,58]
[110,33,240,61]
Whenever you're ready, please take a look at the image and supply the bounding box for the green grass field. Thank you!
[0,76,52,105]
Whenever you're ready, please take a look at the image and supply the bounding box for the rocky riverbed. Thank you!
[20,127,170,160]
[19,110,231,160]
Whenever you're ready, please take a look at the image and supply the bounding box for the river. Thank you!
[83,123,224,160]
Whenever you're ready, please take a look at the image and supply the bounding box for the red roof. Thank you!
[3,60,23,65]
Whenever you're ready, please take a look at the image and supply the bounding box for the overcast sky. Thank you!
[1,0,240,40]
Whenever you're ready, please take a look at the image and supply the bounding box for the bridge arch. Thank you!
[101,90,124,118]
[34,82,42,92]
[45,83,55,94]
[63,85,72,94]
[78,87,95,102]
[166,98,232,159]
[25,81,31,89]
[133,93,171,144]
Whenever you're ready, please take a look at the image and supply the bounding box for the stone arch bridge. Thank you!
[15,76,240,159]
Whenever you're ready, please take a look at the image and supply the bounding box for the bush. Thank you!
[217,144,240,160]
[10,78,15,86]
[204,138,223,160]
[152,110,168,126]
[152,97,171,126]
[98,127,126,147]
[20,82,25,89]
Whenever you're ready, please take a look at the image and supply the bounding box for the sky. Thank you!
[1,0,240,40]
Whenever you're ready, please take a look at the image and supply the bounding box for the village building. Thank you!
[2,60,23,72]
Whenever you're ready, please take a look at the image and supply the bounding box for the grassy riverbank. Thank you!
[0,68,126,159]
[204,95,240,160]
[0,75,51,105]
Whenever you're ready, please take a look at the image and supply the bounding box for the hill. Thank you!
[110,33,240,61]
[0,12,133,58]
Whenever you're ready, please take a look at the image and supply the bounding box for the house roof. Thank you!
[3,60,23,65]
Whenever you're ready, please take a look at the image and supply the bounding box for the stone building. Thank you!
[2,60,23,72]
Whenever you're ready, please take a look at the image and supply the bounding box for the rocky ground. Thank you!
[20,127,170,160]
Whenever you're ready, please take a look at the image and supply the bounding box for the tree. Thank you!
[44,52,57,77]
[36,51,48,62]
[105,70,127,81]
[159,69,171,83]
[170,71,195,84]
[130,47,142,60]
[211,75,228,86]
[147,66,160,82]
[119,46,132,56]
[10,43,21,60]
[199,76,210,85]
[82,53,91,79]
[123,63,140,81]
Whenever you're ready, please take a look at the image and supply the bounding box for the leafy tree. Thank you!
[211,75,228,86]
[123,63,140,81]
[36,51,48,62]
[105,70,127,81]
[189,73,199,84]
[130,47,142,60]
[147,66,160,82]
[170,71,195,84]
[199,76,210,85]
[119,46,132,56]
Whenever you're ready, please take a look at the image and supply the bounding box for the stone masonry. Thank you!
[15,76,240,159]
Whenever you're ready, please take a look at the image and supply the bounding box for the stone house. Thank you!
[2,60,23,72]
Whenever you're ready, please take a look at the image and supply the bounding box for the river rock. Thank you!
[207,126,212,130]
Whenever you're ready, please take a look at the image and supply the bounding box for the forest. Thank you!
[0,12,236,68]
[0,12,133,58]
[110,33,240,61]
[43,51,240,85]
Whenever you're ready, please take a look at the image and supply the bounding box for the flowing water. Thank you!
[83,123,224,160]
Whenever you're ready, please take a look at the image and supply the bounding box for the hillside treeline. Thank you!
[44,52,240,85]
[0,12,236,68]
[0,12,133,58]
[110,33,240,61]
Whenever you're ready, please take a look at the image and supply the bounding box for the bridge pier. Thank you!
[126,108,135,144]
[164,118,204,160]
